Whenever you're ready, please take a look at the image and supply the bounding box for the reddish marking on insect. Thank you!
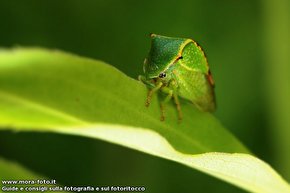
[207,70,215,86]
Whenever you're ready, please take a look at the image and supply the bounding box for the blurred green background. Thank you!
[0,0,289,192]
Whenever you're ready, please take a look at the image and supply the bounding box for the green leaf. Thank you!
[0,157,41,179]
[0,48,289,193]
[0,157,64,193]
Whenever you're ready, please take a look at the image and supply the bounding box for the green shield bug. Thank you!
[139,34,215,121]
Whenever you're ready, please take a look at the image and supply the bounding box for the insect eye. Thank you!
[159,72,166,78]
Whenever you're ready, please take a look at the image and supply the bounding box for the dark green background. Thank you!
[0,0,289,192]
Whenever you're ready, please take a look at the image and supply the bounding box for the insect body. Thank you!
[139,34,215,121]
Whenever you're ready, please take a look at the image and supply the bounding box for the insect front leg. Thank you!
[139,75,163,106]
[138,75,155,88]
[173,93,182,121]
[146,82,163,107]
[159,87,174,121]
[168,80,182,121]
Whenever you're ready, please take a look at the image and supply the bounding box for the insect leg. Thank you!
[160,89,173,121]
[138,75,155,88]
[146,82,163,107]
[173,93,182,120]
